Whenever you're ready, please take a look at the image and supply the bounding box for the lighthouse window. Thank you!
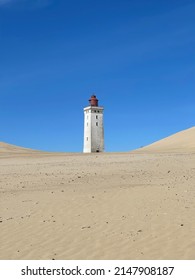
[96,115,98,119]
[86,137,88,141]
[87,122,88,126]
[96,122,98,126]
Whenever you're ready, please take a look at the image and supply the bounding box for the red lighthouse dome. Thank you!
[89,95,98,106]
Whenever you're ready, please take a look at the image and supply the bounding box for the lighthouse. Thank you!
[83,95,104,153]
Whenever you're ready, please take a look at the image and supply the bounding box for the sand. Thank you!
[137,127,195,153]
[0,128,195,260]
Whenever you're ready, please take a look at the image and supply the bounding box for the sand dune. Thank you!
[137,126,195,152]
[0,142,38,154]
[0,128,195,260]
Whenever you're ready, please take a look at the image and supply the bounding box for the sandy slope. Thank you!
[0,142,39,154]
[0,128,195,260]
[137,127,195,152]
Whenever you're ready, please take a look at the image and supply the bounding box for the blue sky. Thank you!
[0,0,194,152]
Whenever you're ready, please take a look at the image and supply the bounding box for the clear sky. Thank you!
[0,0,194,152]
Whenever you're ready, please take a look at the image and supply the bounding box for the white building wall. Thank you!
[83,106,104,153]
[83,107,91,153]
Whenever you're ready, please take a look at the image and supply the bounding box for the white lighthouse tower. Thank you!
[83,95,104,153]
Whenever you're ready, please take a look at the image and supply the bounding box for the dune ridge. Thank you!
[137,126,195,152]
[0,142,38,154]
